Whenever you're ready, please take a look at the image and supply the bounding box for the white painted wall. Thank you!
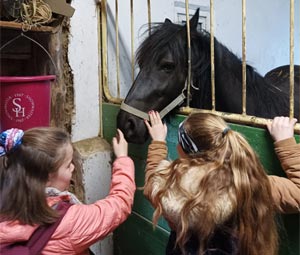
[69,0,100,142]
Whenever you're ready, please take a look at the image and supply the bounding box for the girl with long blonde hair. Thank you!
[144,111,300,255]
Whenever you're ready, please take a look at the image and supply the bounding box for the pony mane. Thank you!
[190,30,288,115]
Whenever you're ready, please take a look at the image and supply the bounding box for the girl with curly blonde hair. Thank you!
[144,111,300,255]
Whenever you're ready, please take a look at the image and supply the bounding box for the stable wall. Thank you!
[66,1,299,254]
[68,1,113,254]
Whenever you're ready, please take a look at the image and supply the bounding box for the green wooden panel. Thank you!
[102,102,300,255]
[114,213,169,255]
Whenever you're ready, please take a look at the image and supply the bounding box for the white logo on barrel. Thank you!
[4,93,35,123]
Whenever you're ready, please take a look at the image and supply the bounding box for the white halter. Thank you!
[120,79,190,120]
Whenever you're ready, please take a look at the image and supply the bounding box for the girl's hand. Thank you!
[144,111,167,141]
[112,129,128,157]
[267,116,297,142]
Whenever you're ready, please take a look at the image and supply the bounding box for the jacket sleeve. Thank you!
[268,138,300,214]
[146,141,168,173]
[58,156,135,252]
[143,141,168,204]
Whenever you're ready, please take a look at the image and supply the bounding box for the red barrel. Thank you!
[0,75,55,131]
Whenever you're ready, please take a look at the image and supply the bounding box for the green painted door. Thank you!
[102,102,300,255]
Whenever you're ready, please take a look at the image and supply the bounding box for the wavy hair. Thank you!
[0,127,81,225]
[146,113,278,255]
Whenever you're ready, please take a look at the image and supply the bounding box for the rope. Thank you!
[20,0,52,29]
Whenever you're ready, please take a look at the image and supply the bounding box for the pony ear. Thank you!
[189,8,199,30]
[164,18,172,24]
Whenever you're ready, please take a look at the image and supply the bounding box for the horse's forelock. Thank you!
[136,22,187,68]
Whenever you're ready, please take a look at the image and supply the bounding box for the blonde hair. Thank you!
[145,113,278,255]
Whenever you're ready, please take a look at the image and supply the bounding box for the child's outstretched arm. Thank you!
[267,116,300,213]
[144,111,170,204]
[144,110,168,172]
[57,129,135,251]
[112,129,128,157]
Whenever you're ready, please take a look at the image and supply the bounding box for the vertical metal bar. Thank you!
[130,0,135,82]
[115,0,120,98]
[210,0,215,111]
[185,0,191,108]
[100,0,121,104]
[101,0,108,101]
[97,2,103,137]
[148,0,152,34]
[289,0,295,118]
[242,0,247,115]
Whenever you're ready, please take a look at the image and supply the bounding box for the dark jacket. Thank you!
[166,230,237,255]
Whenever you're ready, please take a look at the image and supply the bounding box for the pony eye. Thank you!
[160,63,175,73]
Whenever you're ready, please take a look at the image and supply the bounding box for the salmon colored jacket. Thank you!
[0,156,136,255]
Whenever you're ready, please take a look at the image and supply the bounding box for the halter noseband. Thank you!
[120,79,189,121]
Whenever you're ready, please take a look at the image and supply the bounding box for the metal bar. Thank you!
[210,0,215,111]
[97,2,103,137]
[185,0,191,108]
[242,0,247,115]
[101,0,122,104]
[115,0,120,98]
[148,0,152,34]
[289,0,295,118]
[131,0,135,82]
[179,107,300,133]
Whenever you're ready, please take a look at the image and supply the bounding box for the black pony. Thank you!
[117,9,299,144]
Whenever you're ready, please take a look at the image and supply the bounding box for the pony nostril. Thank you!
[127,118,136,132]
[117,110,148,144]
